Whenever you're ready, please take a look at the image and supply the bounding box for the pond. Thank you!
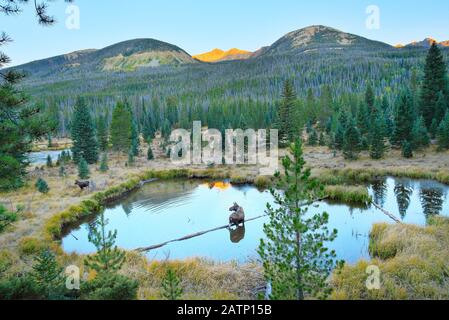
[62,177,449,264]
[27,149,70,165]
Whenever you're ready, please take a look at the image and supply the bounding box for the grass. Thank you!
[331,216,449,300]
[18,237,49,256]
[56,250,264,300]
[122,252,264,300]
[324,185,371,206]
[317,167,449,186]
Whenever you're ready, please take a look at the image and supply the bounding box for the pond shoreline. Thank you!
[3,165,449,299]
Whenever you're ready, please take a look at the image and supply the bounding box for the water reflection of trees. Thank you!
[420,188,444,217]
[371,178,387,207]
[394,181,413,219]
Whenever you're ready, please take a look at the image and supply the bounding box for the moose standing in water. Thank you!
[229,202,245,227]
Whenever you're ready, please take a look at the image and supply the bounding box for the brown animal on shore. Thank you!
[229,202,245,226]
[75,180,90,191]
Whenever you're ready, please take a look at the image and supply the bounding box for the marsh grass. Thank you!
[324,185,371,205]
[331,216,449,300]
[317,167,449,186]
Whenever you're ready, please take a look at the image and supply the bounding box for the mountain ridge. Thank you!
[193,48,253,62]
[8,25,449,77]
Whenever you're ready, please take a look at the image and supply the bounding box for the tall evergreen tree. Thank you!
[411,116,430,150]
[420,42,448,127]
[71,98,99,164]
[343,117,361,160]
[365,83,375,114]
[437,111,449,150]
[258,139,340,300]
[277,80,297,146]
[78,157,90,180]
[370,116,387,159]
[0,1,66,190]
[110,101,133,152]
[392,92,415,147]
[96,114,109,152]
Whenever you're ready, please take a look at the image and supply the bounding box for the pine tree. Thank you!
[258,138,341,300]
[78,157,90,180]
[131,114,140,156]
[96,114,109,152]
[161,267,183,300]
[369,116,387,159]
[402,140,413,158]
[343,117,361,160]
[411,116,430,150]
[365,83,375,109]
[35,178,49,194]
[99,153,109,173]
[319,132,326,146]
[392,92,414,147]
[71,97,99,164]
[437,111,449,150]
[59,165,66,177]
[31,249,64,299]
[420,42,448,127]
[333,122,345,150]
[46,155,53,168]
[147,144,154,161]
[110,101,133,153]
[308,129,318,146]
[277,80,297,146]
[84,213,126,274]
[127,148,135,166]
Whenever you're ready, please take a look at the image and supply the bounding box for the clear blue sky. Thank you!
[3,0,449,66]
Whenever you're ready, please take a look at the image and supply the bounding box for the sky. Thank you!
[2,0,449,66]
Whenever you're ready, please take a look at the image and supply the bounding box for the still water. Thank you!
[27,149,69,165]
[62,177,449,264]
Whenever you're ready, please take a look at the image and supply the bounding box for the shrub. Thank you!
[402,141,413,158]
[0,275,44,300]
[0,250,14,274]
[35,178,49,194]
[99,153,109,173]
[147,145,154,160]
[19,237,48,256]
[80,273,138,300]
[0,205,18,233]
[254,176,271,190]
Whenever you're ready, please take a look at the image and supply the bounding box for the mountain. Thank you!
[193,48,253,62]
[263,25,392,56]
[12,38,196,76]
[404,38,449,48]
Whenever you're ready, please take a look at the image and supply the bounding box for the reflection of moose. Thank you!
[75,180,90,191]
[229,225,246,243]
[229,202,245,226]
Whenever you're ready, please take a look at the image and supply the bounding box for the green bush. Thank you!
[80,273,138,300]
[0,205,18,233]
[0,275,44,300]
[19,237,48,256]
[35,178,50,194]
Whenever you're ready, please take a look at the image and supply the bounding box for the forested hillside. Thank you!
[9,25,449,140]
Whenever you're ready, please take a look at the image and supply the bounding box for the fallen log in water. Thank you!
[134,196,329,253]
[371,201,402,224]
